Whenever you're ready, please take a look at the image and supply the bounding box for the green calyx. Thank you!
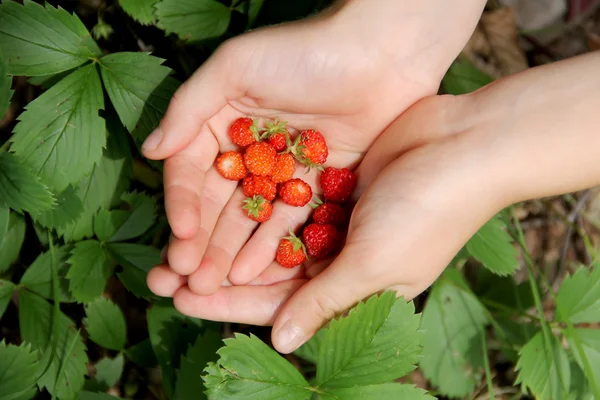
[287,134,323,171]
[283,228,307,256]
[309,197,323,209]
[242,195,267,218]
[249,120,263,142]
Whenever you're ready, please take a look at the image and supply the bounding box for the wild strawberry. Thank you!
[244,142,277,176]
[290,130,328,167]
[242,196,273,222]
[311,199,346,227]
[216,151,247,181]
[302,223,340,259]
[261,119,289,152]
[271,153,296,183]
[268,133,287,152]
[320,167,357,203]
[276,230,307,268]
[243,175,277,201]
[279,178,312,207]
[229,117,261,147]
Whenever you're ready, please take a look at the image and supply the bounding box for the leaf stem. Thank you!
[480,332,495,399]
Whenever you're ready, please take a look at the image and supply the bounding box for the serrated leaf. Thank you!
[569,361,594,400]
[0,341,39,400]
[492,317,538,362]
[322,383,434,399]
[124,339,158,368]
[11,64,105,192]
[475,268,535,311]
[20,245,75,302]
[95,192,156,242]
[67,240,113,302]
[156,0,231,42]
[27,70,73,89]
[0,280,14,320]
[0,152,55,213]
[19,290,88,398]
[0,211,25,273]
[0,55,13,119]
[0,206,8,239]
[557,265,600,323]
[293,328,325,365]
[0,0,100,76]
[316,292,422,388]
[174,331,222,400]
[565,328,600,393]
[84,297,127,351]
[86,354,124,391]
[119,0,159,25]
[466,217,519,276]
[107,242,159,298]
[33,186,84,229]
[420,269,488,398]
[515,331,570,399]
[442,57,494,95]
[204,333,311,400]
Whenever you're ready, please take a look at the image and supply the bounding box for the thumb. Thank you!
[141,40,244,159]
[271,248,384,354]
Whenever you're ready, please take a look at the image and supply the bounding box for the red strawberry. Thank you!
[276,230,307,268]
[271,153,296,183]
[243,175,277,201]
[279,178,312,207]
[320,167,357,203]
[311,199,346,227]
[216,151,247,181]
[290,130,328,167]
[229,117,261,147]
[244,142,277,176]
[268,133,287,152]
[302,223,340,259]
[261,119,289,152]
[242,196,272,222]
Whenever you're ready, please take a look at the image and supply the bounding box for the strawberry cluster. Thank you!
[216,117,357,269]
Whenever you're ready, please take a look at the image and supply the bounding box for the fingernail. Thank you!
[142,128,163,153]
[275,320,305,353]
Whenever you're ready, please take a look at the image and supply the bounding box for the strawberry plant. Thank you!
[0,1,599,399]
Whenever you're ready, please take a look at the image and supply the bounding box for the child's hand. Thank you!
[143,0,486,296]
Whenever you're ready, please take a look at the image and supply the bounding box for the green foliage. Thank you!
[556,264,600,323]
[86,354,124,391]
[174,331,222,400]
[155,0,232,42]
[0,56,13,119]
[0,279,13,320]
[119,0,160,25]
[0,210,25,272]
[0,341,39,400]
[442,56,494,95]
[466,216,520,276]
[20,245,75,302]
[84,297,127,351]
[68,241,113,302]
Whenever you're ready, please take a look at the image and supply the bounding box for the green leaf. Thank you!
[492,317,538,362]
[0,55,13,119]
[174,331,222,400]
[119,0,159,25]
[565,328,600,393]
[466,217,519,276]
[322,383,434,399]
[204,333,311,400]
[84,297,127,351]
[0,280,14,320]
[19,290,88,398]
[33,186,84,229]
[156,0,231,42]
[0,211,25,273]
[0,206,8,239]
[420,269,489,398]
[442,57,494,95]
[293,328,325,365]
[97,192,156,242]
[20,245,75,302]
[515,331,570,399]
[27,70,73,89]
[77,393,118,400]
[0,341,39,400]
[107,243,159,298]
[475,267,535,312]
[124,339,158,368]
[0,152,55,213]
[67,240,114,302]
[86,354,124,391]
[316,292,422,388]
[11,63,105,192]
[557,265,600,323]
[247,0,264,28]
[0,0,100,76]
[569,361,594,400]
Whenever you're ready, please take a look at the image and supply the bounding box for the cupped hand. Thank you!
[143,0,484,296]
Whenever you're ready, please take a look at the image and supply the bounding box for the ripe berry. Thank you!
[311,200,346,227]
[320,167,357,203]
[216,151,247,181]
[261,118,289,152]
[243,175,277,202]
[302,223,340,259]
[276,230,307,268]
[290,129,328,167]
[244,142,277,176]
[271,153,296,183]
[229,117,261,147]
[268,133,287,152]
[279,178,312,207]
[242,196,273,222]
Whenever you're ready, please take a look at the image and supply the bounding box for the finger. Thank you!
[187,189,257,295]
[167,167,238,275]
[141,42,242,159]
[147,265,188,297]
[271,247,383,353]
[173,279,308,325]
[248,261,305,286]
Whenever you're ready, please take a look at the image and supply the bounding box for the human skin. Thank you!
[152,50,600,354]
[142,0,487,296]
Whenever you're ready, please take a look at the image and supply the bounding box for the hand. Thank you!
[143,0,486,295]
